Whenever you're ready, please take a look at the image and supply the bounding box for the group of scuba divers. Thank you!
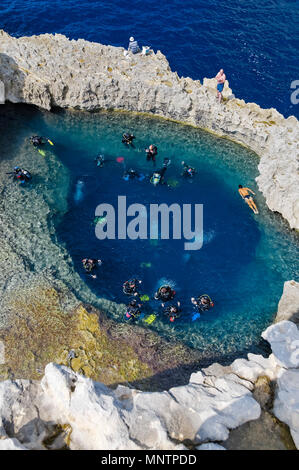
[7,135,54,184]
[122,279,214,323]
[11,131,257,325]
[95,132,197,186]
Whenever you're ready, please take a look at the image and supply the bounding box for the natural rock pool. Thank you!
[0,103,298,365]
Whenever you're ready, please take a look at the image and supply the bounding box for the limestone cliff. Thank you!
[0,30,298,229]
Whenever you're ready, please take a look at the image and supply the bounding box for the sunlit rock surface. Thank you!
[0,30,298,229]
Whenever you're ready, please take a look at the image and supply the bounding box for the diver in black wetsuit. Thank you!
[181,161,196,178]
[124,299,143,322]
[30,136,47,147]
[122,133,135,147]
[123,168,143,181]
[123,279,142,297]
[191,295,214,312]
[82,258,102,279]
[163,301,181,322]
[145,144,158,165]
[8,167,32,183]
[95,154,105,167]
[154,285,176,303]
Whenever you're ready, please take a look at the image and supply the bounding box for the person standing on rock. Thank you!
[215,69,226,103]
[128,37,140,54]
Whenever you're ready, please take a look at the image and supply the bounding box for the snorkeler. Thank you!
[191,295,214,312]
[154,285,176,303]
[163,301,181,322]
[181,161,196,178]
[123,168,145,181]
[122,133,136,147]
[238,185,259,214]
[82,258,102,279]
[7,166,32,183]
[124,299,143,322]
[145,144,158,165]
[123,279,142,297]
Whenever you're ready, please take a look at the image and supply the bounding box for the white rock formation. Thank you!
[276,280,299,324]
[0,318,298,450]
[0,30,298,228]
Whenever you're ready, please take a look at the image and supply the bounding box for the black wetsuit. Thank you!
[125,300,142,321]
[123,279,141,296]
[154,286,176,302]
[13,168,32,183]
[95,155,105,167]
[30,136,46,147]
[193,295,213,312]
[182,163,196,177]
[163,304,181,321]
[123,169,141,180]
[122,133,135,146]
[145,145,157,164]
[82,259,99,274]
[150,166,167,186]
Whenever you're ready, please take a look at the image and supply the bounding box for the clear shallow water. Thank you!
[1,0,298,118]
[1,104,298,362]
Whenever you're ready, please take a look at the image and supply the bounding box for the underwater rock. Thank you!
[0,30,298,229]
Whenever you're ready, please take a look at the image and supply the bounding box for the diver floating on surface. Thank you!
[123,168,145,181]
[154,285,176,303]
[82,258,102,279]
[122,133,135,147]
[163,301,181,322]
[181,161,196,178]
[191,294,214,321]
[124,299,143,322]
[145,144,158,165]
[123,279,142,297]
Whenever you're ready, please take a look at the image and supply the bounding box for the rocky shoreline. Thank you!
[0,31,298,450]
[0,30,298,229]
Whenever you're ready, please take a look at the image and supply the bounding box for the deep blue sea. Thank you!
[1,0,299,118]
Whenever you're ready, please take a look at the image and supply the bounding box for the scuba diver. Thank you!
[8,166,32,183]
[145,144,158,165]
[122,133,135,147]
[123,279,142,297]
[95,154,105,167]
[163,301,181,322]
[154,285,176,303]
[124,299,143,322]
[181,161,196,178]
[191,295,214,312]
[123,168,145,181]
[82,258,102,279]
[30,136,53,147]
[150,158,170,186]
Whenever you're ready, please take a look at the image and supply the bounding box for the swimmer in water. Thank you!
[238,185,259,214]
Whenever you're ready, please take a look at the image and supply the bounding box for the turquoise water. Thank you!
[0,103,298,363]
